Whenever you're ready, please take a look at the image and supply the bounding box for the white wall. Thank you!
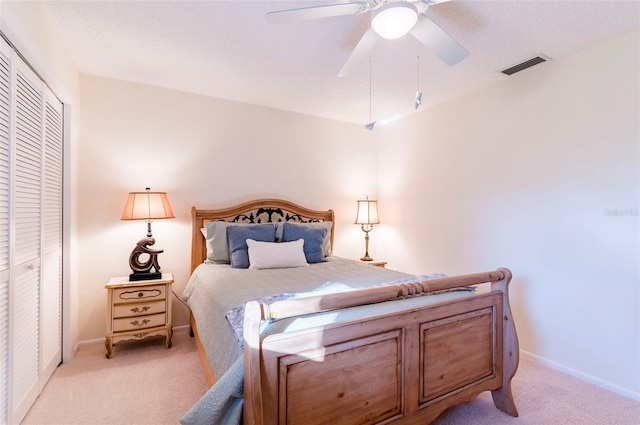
[77,74,377,341]
[0,0,81,362]
[377,30,639,398]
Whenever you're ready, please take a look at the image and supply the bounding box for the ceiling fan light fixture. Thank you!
[371,2,418,40]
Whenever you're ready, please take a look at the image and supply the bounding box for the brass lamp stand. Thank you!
[359,223,374,261]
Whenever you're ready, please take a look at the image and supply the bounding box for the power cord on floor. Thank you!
[171,289,190,309]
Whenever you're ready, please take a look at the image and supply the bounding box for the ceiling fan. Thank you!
[266,0,469,77]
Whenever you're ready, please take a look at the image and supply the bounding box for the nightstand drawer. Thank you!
[113,284,165,304]
[113,312,166,332]
[113,300,166,318]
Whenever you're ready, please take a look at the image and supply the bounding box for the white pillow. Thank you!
[247,239,308,270]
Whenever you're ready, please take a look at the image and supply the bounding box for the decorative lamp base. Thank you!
[128,237,164,282]
[360,255,373,262]
[129,271,162,281]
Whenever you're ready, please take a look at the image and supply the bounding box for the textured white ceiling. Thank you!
[41,0,639,125]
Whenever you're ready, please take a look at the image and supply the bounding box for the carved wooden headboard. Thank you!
[190,199,335,273]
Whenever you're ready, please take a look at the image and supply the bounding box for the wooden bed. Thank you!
[188,199,519,425]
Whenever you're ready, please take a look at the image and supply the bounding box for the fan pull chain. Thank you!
[365,30,376,131]
[369,46,372,121]
[415,25,423,110]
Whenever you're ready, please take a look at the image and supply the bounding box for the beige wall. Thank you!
[77,74,377,341]
[376,30,639,397]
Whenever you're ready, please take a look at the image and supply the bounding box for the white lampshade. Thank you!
[354,198,380,225]
[371,2,418,40]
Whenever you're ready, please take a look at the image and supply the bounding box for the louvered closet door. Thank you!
[0,37,63,425]
[11,51,43,424]
[0,38,11,425]
[40,86,62,388]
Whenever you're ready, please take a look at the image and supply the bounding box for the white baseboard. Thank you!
[520,350,640,401]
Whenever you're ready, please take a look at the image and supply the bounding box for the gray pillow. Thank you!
[275,221,332,257]
[227,224,276,269]
[204,221,248,263]
[205,221,276,263]
[281,222,327,264]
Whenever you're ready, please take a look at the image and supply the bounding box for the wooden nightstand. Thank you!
[104,273,174,358]
[362,260,387,268]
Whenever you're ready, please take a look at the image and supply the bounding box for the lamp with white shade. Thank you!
[354,196,380,261]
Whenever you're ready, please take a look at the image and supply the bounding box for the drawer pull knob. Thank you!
[131,306,151,314]
[138,292,144,298]
[130,319,150,327]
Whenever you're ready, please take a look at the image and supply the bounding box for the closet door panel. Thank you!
[40,88,62,385]
[0,37,11,425]
[10,53,43,424]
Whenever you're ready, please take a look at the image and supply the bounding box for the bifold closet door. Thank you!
[0,35,63,425]
[11,44,44,424]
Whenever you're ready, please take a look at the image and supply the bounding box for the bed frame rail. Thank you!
[262,269,506,321]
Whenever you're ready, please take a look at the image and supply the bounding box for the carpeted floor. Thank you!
[432,355,640,425]
[22,327,640,425]
[22,328,209,425]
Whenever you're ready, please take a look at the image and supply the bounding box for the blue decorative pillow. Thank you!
[227,224,276,268]
[275,221,332,257]
[205,221,256,263]
[282,222,327,264]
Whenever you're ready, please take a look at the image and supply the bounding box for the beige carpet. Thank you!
[22,328,209,425]
[432,355,640,425]
[22,327,640,425]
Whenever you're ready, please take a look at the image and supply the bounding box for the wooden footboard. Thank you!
[243,268,518,425]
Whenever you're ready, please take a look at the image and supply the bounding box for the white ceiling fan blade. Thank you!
[411,14,469,66]
[421,0,453,5]
[338,28,379,77]
[266,2,370,24]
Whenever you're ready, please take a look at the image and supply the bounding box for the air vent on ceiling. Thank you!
[501,55,549,76]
